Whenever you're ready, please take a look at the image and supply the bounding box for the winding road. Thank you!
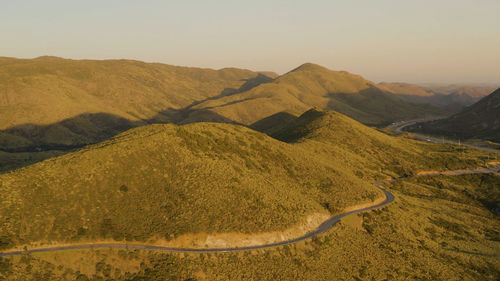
[1,167,498,257]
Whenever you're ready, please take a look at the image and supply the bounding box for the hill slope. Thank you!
[187,63,442,126]
[0,121,382,250]
[406,88,500,142]
[0,56,271,129]
[0,109,490,251]
[0,56,273,151]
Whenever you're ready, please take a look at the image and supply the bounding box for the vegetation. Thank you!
[407,88,500,142]
[0,58,450,172]
[1,173,498,280]
[0,56,275,164]
[0,110,494,251]
[0,120,381,249]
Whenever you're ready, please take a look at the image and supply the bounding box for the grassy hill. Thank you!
[406,88,500,142]
[0,120,384,250]
[187,63,443,126]
[0,56,272,150]
[2,171,498,280]
[254,109,491,178]
[0,58,450,173]
[0,110,492,251]
[0,56,277,129]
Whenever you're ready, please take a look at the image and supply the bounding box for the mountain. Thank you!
[0,58,447,172]
[1,109,495,280]
[186,63,442,126]
[380,82,495,112]
[406,88,500,142]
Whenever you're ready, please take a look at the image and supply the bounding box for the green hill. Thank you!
[0,110,491,251]
[407,88,500,142]
[0,56,271,150]
[0,121,382,250]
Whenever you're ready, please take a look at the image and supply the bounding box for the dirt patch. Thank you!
[416,170,441,176]
[154,212,331,248]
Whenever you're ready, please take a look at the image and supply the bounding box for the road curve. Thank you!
[1,167,498,257]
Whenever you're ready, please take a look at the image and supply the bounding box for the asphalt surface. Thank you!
[1,167,498,257]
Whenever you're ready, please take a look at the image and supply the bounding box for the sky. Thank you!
[1,0,499,84]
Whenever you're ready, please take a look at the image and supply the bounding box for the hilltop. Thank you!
[0,56,269,130]
[406,88,500,142]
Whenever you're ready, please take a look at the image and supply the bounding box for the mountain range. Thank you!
[0,57,445,171]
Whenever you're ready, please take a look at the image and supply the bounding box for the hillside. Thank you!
[0,110,492,252]
[0,58,448,173]
[186,63,442,126]
[406,88,500,142]
[0,56,272,150]
[0,119,497,280]
[0,121,382,250]
[254,109,490,178]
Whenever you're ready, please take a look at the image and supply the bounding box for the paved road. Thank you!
[389,119,500,154]
[1,167,498,257]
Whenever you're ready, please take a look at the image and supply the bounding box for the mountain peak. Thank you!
[291,62,328,73]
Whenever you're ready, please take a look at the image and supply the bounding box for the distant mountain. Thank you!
[406,88,500,142]
[187,63,442,126]
[380,82,496,112]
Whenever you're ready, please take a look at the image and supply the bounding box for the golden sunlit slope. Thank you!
[1,109,491,251]
[0,56,267,130]
[407,88,500,142]
[0,121,382,250]
[254,109,491,179]
[186,63,443,126]
[0,56,278,156]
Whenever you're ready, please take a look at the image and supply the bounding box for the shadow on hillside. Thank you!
[0,73,278,173]
[183,73,275,111]
[0,109,234,173]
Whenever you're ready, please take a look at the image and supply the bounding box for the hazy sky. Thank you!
[1,0,499,84]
